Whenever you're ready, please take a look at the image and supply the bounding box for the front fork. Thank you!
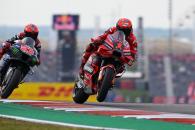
[97,65,116,90]
[83,64,116,95]
[83,54,119,94]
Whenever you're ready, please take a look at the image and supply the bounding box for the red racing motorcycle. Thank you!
[73,30,134,104]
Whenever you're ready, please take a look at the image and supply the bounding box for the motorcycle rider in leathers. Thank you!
[0,24,41,81]
[79,18,138,79]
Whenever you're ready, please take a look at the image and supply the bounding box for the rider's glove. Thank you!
[2,42,11,51]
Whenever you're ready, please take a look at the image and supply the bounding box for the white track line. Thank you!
[53,107,127,111]
[0,99,52,103]
[0,114,131,130]
[123,113,195,119]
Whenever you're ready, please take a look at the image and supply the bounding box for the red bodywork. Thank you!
[97,33,133,64]
[83,31,133,94]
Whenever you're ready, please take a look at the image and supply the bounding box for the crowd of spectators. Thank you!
[149,54,195,104]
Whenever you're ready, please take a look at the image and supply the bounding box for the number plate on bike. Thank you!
[20,45,34,55]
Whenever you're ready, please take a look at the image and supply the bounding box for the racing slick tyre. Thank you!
[72,83,89,104]
[1,68,22,99]
[96,67,115,102]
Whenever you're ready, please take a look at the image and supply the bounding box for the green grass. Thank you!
[0,118,89,130]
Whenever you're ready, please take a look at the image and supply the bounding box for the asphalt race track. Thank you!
[0,100,195,130]
[87,102,195,115]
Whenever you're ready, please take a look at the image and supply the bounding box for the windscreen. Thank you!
[21,37,35,48]
[109,30,125,44]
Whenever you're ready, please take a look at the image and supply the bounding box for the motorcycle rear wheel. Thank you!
[72,83,89,104]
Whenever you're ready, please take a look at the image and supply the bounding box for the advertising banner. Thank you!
[9,82,96,102]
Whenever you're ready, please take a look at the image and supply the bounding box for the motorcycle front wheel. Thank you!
[96,67,115,102]
[0,68,22,98]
